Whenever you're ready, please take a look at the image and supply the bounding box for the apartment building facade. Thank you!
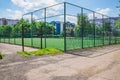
[0,18,19,26]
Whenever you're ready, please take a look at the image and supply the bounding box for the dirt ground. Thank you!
[0,43,120,80]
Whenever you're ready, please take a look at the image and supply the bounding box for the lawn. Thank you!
[0,37,119,50]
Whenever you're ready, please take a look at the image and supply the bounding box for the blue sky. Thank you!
[0,0,119,19]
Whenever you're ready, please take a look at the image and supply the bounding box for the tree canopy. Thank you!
[0,19,55,38]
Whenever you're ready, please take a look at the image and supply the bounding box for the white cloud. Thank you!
[96,8,101,11]
[10,0,63,20]
[6,9,12,12]
[96,8,110,15]
[6,9,22,19]
[88,13,93,19]
[11,0,62,12]
[59,15,77,24]
[88,8,111,19]
[23,14,38,21]
[6,8,39,21]
[66,16,77,24]
[11,0,27,8]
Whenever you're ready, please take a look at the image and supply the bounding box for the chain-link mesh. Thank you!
[0,2,120,51]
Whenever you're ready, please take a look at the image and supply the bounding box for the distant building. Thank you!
[89,17,119,29]
[50,21,75,35]
[0,18,19,26]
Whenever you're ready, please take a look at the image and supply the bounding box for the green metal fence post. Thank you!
[81,8,84,49]
[102,15,104,46]
[115,29,117,44]
[31,12,33,47]
[9,28,10,44]
[64,2,66,51]
[40,26,43,49]
[22,17,24,52]
[93,12,96,47]
[0,34,1,43]
[0,30,1,43]
[44,8,47,48]
[4,32,5,43]
[109,17,111,45]
[14,25,16,44]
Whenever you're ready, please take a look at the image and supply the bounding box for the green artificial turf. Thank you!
[0,37,119,50]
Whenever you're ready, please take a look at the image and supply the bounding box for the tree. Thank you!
[114,18,120,28]
[103,21,111,36]
[113,18,120,36]
[75,14,87,37]
[3,25,12,37]
[95,24,103,37]
[0,18,55,38]
[0,26,4,37]
[33,21,55,37]
[75,13,94,37]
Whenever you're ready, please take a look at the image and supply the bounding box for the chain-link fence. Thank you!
[0,2,120,51]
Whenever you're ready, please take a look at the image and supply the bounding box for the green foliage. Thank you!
[17,48,63,57]
[75,14,94,37]
[17,51,33,57]
[0,52,5,59]
[75,13,112,37]
[103,21,111,31]
[74,25,81,37]
[0,18,55,38]
[114,18,120,28]
[113,18,120,36]
[0,25,13,37]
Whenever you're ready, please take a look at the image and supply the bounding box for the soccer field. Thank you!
[0,37,119,50]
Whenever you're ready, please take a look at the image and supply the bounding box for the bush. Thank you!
[0,52,5,59]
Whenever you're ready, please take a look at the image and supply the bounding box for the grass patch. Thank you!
[17,51,33,57]
[17,48,63,57]
[0,52,5,59]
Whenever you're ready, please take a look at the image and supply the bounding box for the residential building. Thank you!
[0,18,19,26]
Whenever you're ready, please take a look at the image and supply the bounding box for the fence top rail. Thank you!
[23,2,64,16]
[66,2,110,18]
[23,2,110,18]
